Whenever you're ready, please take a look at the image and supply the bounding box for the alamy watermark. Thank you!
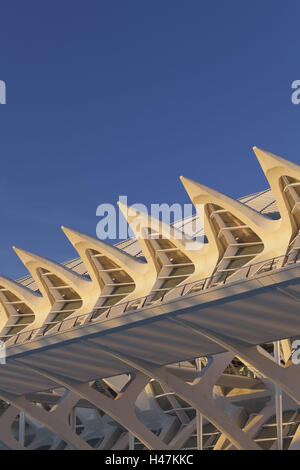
[291,80,300,105]
[0,80,6,104]
[96,196,204,250]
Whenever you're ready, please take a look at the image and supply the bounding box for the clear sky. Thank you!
[0,0,299,278]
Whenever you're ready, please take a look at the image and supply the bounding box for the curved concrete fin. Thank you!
[0,275,43,307]
[12,247,91,297]
[61,226,148,276]
[0,275,49,335]
[62,227,157,301]
[180,176,276,234]
[253,147,300,241]
[118,201,165,271]
[253,147,300,176]
[118,201,208,285]
[117,201,201,250]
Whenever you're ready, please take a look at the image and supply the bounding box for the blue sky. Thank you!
[0,0,299,278]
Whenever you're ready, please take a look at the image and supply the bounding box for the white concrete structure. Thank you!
[0,147,300,450]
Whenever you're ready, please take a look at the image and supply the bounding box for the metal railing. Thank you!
[4,249,300,348]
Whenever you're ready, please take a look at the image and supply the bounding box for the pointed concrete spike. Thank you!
[180,176,275,231]
[253,147,300,175]
[12,246,88,287]
[61,225,146,268]
[180,176,220,203]
[118,200,191,244]
[61,225,93,246]
[117,201,145,226]
[12,246,41,266]
[0,275,42,303]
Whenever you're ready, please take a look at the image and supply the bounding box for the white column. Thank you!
[129,433,135,450]
[274,342,283,450]
[18,411,25,446]
[69,407,76,432]
[196,358,203,450]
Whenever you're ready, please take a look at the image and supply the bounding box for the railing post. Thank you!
[141,296,148,308]
[223,271,230,284]
[286,254,291,265]
[28,329,35,341]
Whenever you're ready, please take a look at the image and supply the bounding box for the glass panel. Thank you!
[94,254,119,270]
[218,212,244,227]
[44,273,66,287]
[151,381,164,396]
[111,285,135,295]
[60,301,82,311]
[102,295,126,307]
[156,238,176,250]
[236,245,264,256]
[160,276,188,290]
[165,251,193,265]
[1,290,20,302]
[55,287,81,300]
[230,228,261,243]
[226,256,254,270]
[110,270,134,283]
[156,396,172,411]
[171,265,195,276]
